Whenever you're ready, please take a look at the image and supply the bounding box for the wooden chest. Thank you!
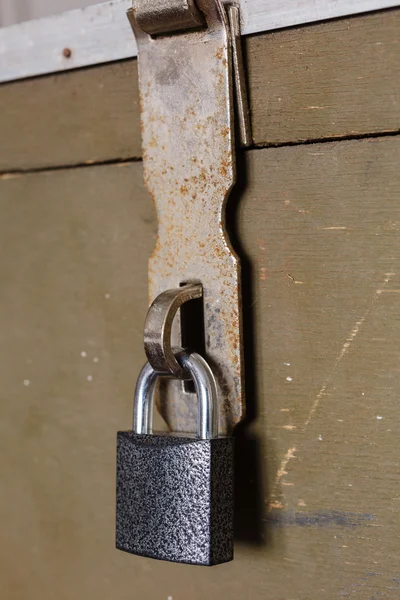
[1,2,399,598]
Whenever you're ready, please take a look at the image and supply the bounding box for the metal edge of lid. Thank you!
[0,0,399,84]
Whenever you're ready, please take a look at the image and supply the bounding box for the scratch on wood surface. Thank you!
[300,105,331,110]
[0,172,21,180]
[320,226,347,230]
[275,447,296,488]
[304,271,394,428]
[274,271,395,494]
[269,501,284,509]
[257,238,266,251]
[287,274,306,284]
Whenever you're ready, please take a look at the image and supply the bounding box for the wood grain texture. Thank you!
[1,8,399,170]
[246,8,400,146]
[0,61,141,171]
[236,136,400,598]
[1,136,399,598]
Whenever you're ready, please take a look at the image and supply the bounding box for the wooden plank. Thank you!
[1,0,398,83]
[1,8,400,171]
[234,135,400,597]
[0,61,141,171]
[1,136,400,598]
[246,8,400,146]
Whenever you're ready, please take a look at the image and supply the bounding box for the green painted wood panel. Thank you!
[0,9,399,170]
[1,136,399,598]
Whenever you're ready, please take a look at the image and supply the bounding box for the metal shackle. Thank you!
[133,349,218,440]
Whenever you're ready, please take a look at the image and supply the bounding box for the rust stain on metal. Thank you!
[130,0,244,435]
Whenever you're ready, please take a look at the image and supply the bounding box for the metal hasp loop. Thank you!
[144,282,202,379]
[133,350,218,439]
[131,0,205,36]
[128,0,248,435]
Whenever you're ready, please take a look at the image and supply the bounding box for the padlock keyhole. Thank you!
[180,281,206,394]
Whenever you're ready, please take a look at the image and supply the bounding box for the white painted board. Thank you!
[0,0,398,83]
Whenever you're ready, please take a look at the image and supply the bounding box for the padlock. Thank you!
[116,349,234,566]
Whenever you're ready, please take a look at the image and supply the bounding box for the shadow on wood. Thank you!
[227,150,270,546]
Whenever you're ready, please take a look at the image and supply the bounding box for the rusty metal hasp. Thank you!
[127,0,250,435]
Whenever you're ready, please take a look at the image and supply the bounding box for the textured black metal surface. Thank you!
[116,432,234,566]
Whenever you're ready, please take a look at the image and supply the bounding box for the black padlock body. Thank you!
[116,431,234,566]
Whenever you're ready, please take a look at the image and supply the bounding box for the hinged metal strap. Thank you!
[128,0,246,435]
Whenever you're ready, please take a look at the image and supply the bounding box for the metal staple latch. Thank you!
[127,0,251,435]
